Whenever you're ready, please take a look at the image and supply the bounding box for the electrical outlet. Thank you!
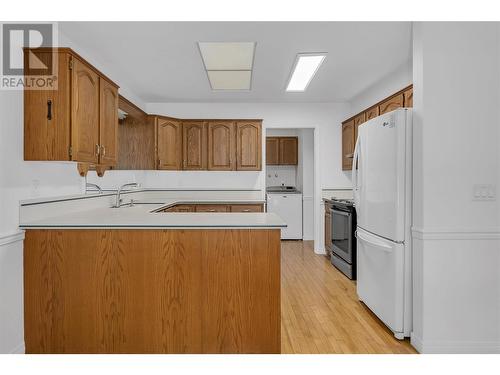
[473,184,496,201]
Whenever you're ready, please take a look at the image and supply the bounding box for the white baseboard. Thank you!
[411,332,500,354]
[9,342,25,354]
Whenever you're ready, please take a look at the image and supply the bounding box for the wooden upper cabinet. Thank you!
[98,78,118,166]
[379,93,404,115]
[236,121,262,171]
[365,106,379,121]
[342,119,355,171]
[354,112,365,143]
[207,121,236,171]
[183,121,207,170]
[404,87,413,107]
[157,117,182,170]
[279,137,298,165]
[24,48,120,165]
[24,50,71,161]
[71,58,100,163]
[266,137,280,165]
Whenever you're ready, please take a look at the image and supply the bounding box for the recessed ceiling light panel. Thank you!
[198,42,255,91]
[198,42,255,70]
[286,53,327,92]
[207,70,252,90]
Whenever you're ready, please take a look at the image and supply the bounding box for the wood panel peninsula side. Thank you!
[23,228,281,354]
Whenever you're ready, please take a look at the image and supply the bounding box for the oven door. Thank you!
[330,208,353,263]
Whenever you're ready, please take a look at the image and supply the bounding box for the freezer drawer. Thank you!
[356,227,405,336]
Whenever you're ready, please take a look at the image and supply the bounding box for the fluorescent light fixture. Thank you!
[198,42,256,90]
[207,71,252,90]
[286,53,326,92]
[198,42,255,70]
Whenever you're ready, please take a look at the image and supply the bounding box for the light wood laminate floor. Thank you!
[281,240,416,354]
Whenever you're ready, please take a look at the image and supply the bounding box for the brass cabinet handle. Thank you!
[242,209,251,212]
[101,145,106,156]
[95,144,100,156]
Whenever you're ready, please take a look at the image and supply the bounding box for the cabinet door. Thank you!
[195,205,229,213]
[230,204,263,213]
[279,137,298,165]
[175,205,196,212]
[379,93,404,115]
[99,78,118,166]
[354,112,365,143]
[342,120,355,171]
[71,58,100,163]
[403,87,413,107]
[265,137,279,165]
[157,117,182,170]
[365,106,379,121]
[236,121,262,171]
[207,121,236,170]
[325,207,332,254]
[183,121,207,170]
[24,50,71,161]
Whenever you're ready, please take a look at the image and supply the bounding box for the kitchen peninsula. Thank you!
[19,189,285,354]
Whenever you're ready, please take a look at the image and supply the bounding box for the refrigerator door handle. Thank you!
[352,136,361,206]
[357,231,393,253]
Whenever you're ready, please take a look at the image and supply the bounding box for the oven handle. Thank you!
[330,208,351,217]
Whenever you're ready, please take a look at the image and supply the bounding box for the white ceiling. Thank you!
[59,22,412,103]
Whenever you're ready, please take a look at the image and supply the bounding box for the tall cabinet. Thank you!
[24,48,119,166]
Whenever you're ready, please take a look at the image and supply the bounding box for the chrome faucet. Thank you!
[113,182,138,208]
[85,183,102,195]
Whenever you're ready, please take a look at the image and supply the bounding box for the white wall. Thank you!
[299,128,315,241]
[411,22,500,353]
[348,60,412,117]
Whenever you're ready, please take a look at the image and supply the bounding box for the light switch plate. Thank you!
[473,184,496,201]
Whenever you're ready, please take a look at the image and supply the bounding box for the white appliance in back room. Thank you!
[352,108,412,340]
[267,187,303,239]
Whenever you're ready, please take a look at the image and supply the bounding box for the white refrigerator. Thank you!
[352,108,412,339]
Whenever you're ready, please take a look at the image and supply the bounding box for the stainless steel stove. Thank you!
[327,197,357,279]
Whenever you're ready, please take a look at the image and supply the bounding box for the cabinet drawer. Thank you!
[195,204,229,213]
[230,204,263,213]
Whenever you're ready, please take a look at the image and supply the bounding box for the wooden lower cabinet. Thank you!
[230,204,264,213]
[163,204,195,212]
[23,229,281,354]
[195,204,229,213]
[161,203,263,213]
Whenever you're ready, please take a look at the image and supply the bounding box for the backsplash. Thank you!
[266,165,297,187]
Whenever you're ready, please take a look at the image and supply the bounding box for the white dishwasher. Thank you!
[266,192,303,239]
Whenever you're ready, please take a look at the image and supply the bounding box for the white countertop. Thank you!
[19,198,286,229]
